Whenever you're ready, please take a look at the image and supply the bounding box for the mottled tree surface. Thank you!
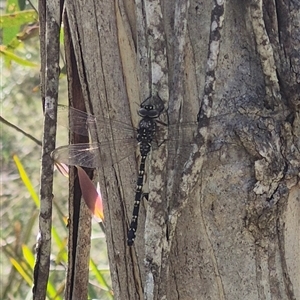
[34,1,63,299]
[62,0,300,299]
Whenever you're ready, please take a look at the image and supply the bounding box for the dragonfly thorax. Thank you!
[137,118,156,156]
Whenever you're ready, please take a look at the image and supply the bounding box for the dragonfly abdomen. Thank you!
[127,155,147,246]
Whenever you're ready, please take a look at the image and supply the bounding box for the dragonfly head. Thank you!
[138,105,161,118]
[139,94,165,118]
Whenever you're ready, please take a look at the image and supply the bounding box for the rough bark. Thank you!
[64,0,299,299]
[63,16,92,299]
[34,0,63,299]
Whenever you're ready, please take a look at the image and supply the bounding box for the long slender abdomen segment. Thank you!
[127,155,147,246]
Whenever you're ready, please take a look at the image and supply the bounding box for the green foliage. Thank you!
[13,154,40,207]
[0,46,39,67]
[89,260,113,298]
[1,0,38,67]
[2,155,64,299]
[1,10,38,29]
[3,0,22,44]
[1,155,112,299]
[1,0,112,298]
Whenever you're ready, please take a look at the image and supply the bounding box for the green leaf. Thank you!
[53,198,69,229]
[13,154,40,207]
[21,210,39,246]
[0,10,38,28]
[52,226,65,249]
[0,46,39,67]
[6,0,20,13]
[52,226,68,263]
[10,257,32,286]
[89,259,112,295]
[59,26,65,45]
[46,279,62,300]
[22,244,35,269]
[6,36,22,50]
[3,27,20,45]
[1,6,37,45]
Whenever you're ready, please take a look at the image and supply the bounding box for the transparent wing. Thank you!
[55,104,136,140]
[52,140,138,168]
[51,143,101,168]
[50,105,138,168]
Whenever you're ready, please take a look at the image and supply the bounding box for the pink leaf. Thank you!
[76,166,104,222]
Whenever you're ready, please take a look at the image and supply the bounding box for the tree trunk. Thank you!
[64,0,299,299]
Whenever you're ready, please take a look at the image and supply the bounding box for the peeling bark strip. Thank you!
[168,0,190,117]
[33,0,63,299]
[140,3,192,300]
[61,10,97,299]
[143,0,168,94]
[249,0,281,108]
[198,0,225,122]
[165,3,228,296]
[165,1,190,244]
[168,0,226,235]
[140,2,169,300]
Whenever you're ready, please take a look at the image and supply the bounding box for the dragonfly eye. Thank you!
[147,110,160,118]
[138,108,148,117]
[138,106,160,118]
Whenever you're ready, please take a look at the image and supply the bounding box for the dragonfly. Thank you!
[50,96,166,246]
[50,95,291,244]
[126,95,164,245]
[50,94,260,170]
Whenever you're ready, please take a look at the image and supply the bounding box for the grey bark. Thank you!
[64,0,300,299]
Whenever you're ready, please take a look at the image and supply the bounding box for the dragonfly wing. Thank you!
[52,105,139,167]
[49,105,96,137]
[55,105,135,139]
[68,106,96,136]
[51,143,100,168]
